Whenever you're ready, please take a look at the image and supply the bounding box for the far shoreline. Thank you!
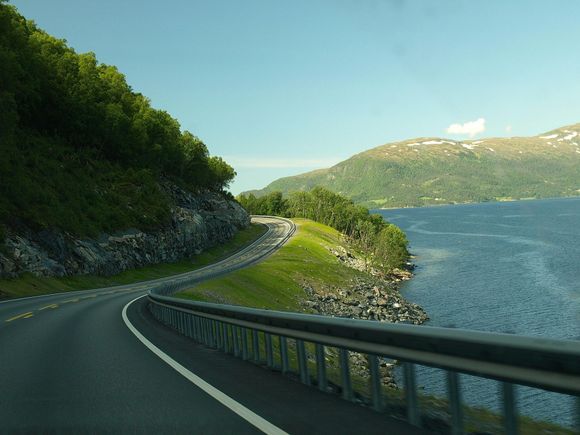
[374,194,580,211]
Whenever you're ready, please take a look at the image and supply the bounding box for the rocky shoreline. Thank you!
[300,246,428,389]
[0,183,250,280]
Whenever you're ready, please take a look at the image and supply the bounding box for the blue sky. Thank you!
[12,0,580,193]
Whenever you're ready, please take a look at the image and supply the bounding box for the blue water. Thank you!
[378,197,580,428]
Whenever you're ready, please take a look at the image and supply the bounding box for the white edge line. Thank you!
[122,295,288,435]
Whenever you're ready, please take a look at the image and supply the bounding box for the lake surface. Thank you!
[378,197,580,427]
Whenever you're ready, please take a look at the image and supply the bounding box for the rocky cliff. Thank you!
[0,184,250,279]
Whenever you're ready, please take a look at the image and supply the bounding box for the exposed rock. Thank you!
[329,245,414,282]
[0,185,250,279]
[301,246,428,389]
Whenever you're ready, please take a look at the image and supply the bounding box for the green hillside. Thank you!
[254,123,580,208]
[0,3,234,239]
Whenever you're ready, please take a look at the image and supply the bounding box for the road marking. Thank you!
[23,313,33,319]
[39,304,58,310]
[5,312,33,322]
[122,296,288,435]
[62,298,79,303]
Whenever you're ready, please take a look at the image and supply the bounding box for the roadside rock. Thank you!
[301,247,428,388]
[0,185,250,279]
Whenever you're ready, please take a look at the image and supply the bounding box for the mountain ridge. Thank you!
[248,122,580,208]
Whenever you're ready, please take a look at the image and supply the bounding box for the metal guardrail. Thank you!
[147,218,580,434]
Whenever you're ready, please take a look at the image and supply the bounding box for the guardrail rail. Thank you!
[146,218,580,434]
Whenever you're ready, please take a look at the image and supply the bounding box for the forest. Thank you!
[237,187,410,272]
[0,2,234,239]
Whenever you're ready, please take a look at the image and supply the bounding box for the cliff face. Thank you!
[0,185,250,279]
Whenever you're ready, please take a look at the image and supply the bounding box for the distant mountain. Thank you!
[249,123,580,208]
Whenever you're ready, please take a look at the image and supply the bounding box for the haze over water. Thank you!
[378,197,580,427]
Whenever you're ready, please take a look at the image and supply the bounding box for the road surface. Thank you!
[0,216,423,433]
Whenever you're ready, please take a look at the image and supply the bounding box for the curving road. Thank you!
[0,216,422,434]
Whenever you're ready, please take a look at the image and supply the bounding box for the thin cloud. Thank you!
[446,118,486,137]
[224,156,343,169]
[505,125,512,133]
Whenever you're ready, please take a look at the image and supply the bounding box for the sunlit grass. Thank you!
[177,218,367,310]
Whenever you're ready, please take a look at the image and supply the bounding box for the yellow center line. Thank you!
[39,304,58,310]
[5,312,33,322]
[62,298,79,303]
[23,314,33,319]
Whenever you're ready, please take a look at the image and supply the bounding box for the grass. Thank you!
[177,218,573,434]
[177,218,367,310]
[0,223,267,300]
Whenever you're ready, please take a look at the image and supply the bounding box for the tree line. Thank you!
[0,3,235,238]
[0,2,234,191]
[237,187,410,272]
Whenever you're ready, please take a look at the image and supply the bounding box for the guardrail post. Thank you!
[215,320,221,348]
[368,354,382,411]
[185,314,192,338]
[315,343,327,392]
[265,333,274,368]
[178,312,184,334]
[403,362,421,427]
[219,322,225,349]
[501,382,518,435]
[252,329,260,362]
[195,317,201,342]
[199,318,205,344]
[339,348,353,401]
[210,320,218,348]
[224,324,231,353]
[280,336,289,374]
[447,371,464,435]
[297,340,310,386]
[206,319,212,346]
[241,328,249,360]
[233,326,240,357]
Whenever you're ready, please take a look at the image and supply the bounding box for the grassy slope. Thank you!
[0,224,266,300]
[177,218,366,310]
[177,219,572,434]
[256,123,580,208]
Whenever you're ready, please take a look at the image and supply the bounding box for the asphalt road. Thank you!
[0,216,424,434]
